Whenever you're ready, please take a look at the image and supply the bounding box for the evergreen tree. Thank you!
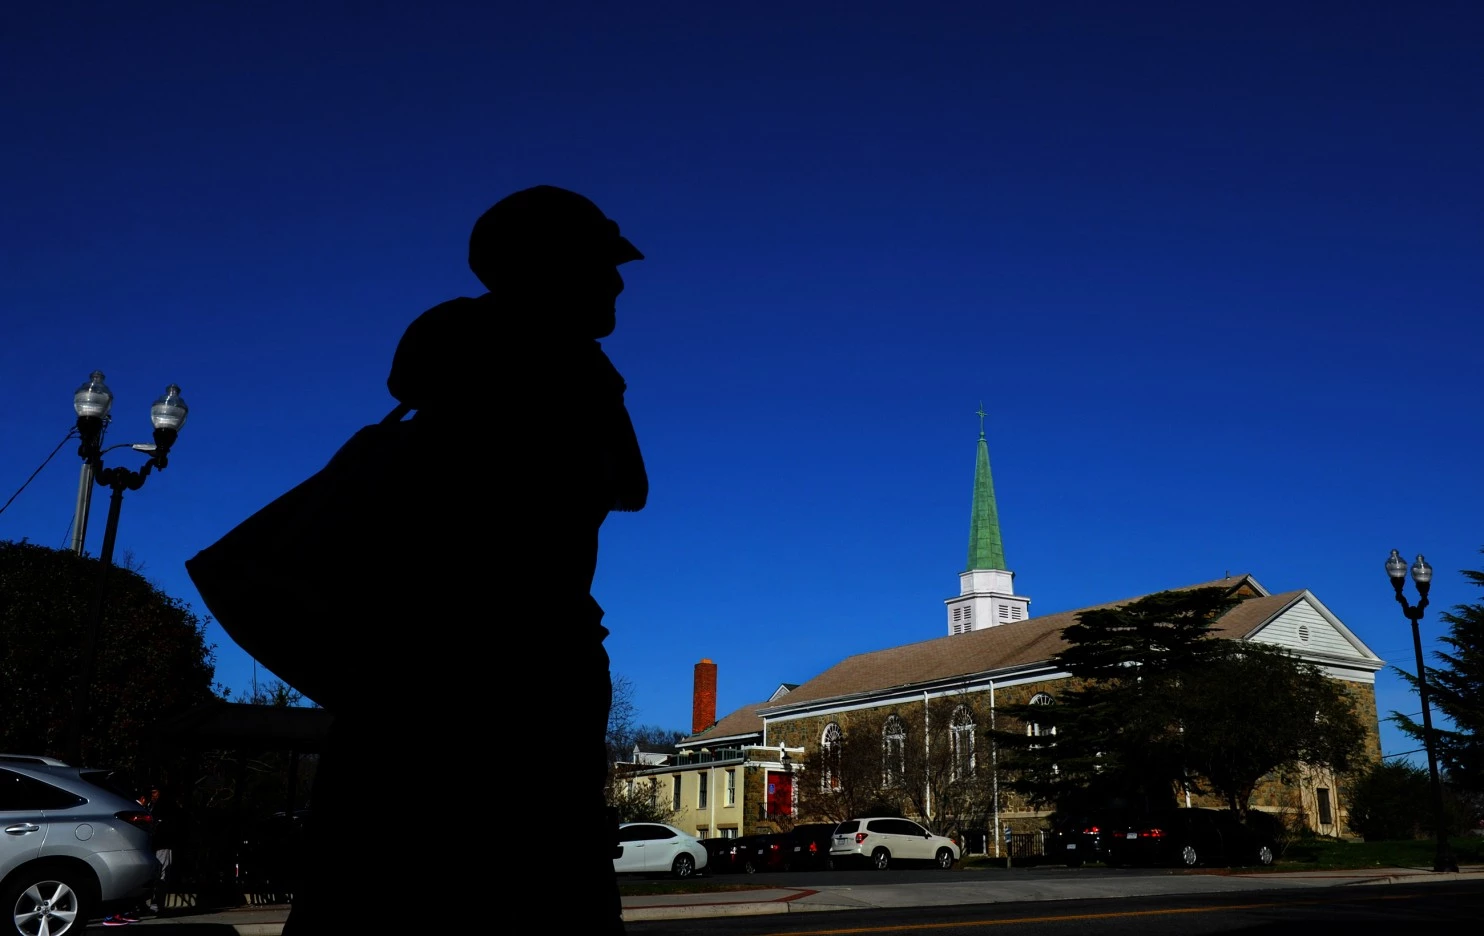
[991,587,1237,812]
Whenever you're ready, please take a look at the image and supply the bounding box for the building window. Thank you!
[822,722,843,791]
[724,769,736,806]
[1298,624,1311,642]
[953,608,962,622]
[950,705,975,779]
[999,605,1009,619]
[1027,692,1056,738]
[963,606,972,620]
[698,774,708,809]
[1317,788,1333,826]
[672,775,682,811]
[1027,693,1058,774]
[1011,606,1023,621]
[721,827,736,839]
[883,715,906,786]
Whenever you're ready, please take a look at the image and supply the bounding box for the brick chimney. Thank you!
[692,658,717,733]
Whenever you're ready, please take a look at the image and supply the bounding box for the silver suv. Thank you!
[830,817,960,870]
[0,755,158,936]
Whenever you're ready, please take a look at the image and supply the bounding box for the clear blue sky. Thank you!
[3,2,1480,768]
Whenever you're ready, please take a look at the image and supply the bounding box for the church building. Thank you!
[625,421,1385,847]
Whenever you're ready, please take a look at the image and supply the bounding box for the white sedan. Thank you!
[614,822,709,878]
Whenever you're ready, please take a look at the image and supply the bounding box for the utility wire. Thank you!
[0,429,77,518]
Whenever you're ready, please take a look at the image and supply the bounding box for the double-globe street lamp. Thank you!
[1385,548,1459,873]
[64,371,188,765]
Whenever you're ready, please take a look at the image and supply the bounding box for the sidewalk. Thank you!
[108,866,1484,933]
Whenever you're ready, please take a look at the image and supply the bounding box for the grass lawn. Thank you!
[1274,835,1484,870]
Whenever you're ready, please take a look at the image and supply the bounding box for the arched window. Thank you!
[882,715,906,786]
[821,722,843,791]
[1026,692,1056,739]
[1027,692,1058,775]
[950,705,975,779]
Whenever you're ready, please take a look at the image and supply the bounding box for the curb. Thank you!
[1351,870,1484,887]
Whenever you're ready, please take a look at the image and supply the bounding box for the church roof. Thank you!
[685,700,770,744]
[761,575,1289,710]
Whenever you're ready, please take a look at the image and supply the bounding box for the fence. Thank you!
[1005,829,1053,862]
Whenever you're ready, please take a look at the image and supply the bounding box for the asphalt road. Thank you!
[626,879,1484,935]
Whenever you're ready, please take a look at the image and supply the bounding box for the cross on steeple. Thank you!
[976,403,987,440]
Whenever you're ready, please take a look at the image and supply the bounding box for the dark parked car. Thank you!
[1103,808,1277,868]
[735,833,788,873]
[699,836,749,874]
[1047,809,1136,867]
[780,823,837,871]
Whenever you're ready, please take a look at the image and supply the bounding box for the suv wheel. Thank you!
[671,853,696,879]
[1255,844,1274,866]
[935,848,955,870]
[871,847,891,870]
[3,869,91,936]
[1178,844,1199,868]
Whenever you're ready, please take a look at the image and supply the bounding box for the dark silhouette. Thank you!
[190,185,648,933]
[146,784,183,914]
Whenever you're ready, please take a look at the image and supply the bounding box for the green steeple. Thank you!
[966,405,1007,572]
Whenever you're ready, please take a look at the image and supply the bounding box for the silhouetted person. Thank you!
[278,186,647,935]
[146,784,183,914]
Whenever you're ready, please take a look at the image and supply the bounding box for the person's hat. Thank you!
[469,185,642,284]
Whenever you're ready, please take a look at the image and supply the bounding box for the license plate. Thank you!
[793,846,802,852]
[1066,844,1076,850]
[1126,832,1138,839]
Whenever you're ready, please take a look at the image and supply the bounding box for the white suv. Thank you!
[830,817,960,870]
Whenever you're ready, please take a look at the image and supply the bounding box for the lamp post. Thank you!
[64,372,188,765]
[1385,548,1458,873]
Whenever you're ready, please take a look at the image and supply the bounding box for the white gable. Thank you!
[1243,591,1383,680]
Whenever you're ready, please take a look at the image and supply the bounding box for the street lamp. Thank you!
[65,371,188,765]
[1385,548,1459,873]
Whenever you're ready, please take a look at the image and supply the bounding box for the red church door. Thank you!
[767,771,794,818]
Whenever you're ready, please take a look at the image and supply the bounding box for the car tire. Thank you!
[1178,844,1199,868]
[3,866,92,936]
[935,848,955,870]
[871,847,891,871]
[1255,844,1274,866]
[743,859,758,874]
[671,853,697,879]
